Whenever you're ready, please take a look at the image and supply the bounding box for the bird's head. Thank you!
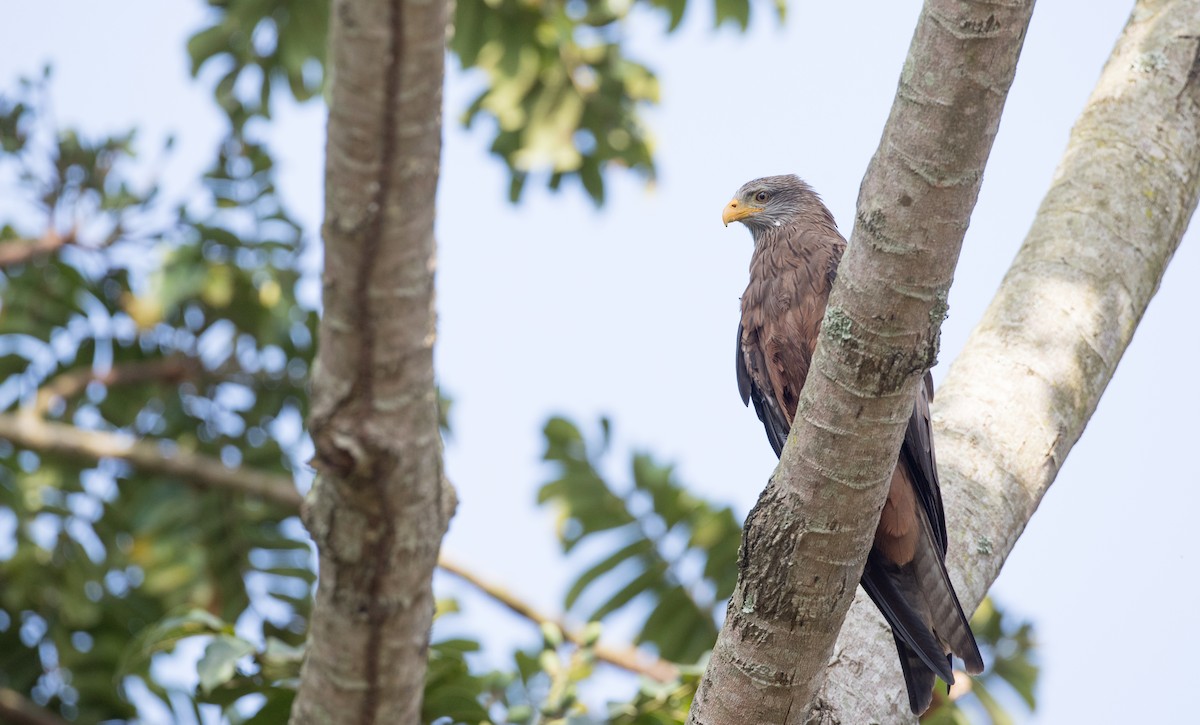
[722,174,819,235]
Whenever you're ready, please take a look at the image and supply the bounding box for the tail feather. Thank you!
[861,552,955,684]
[912,509,985,675]
[891,632,939,715]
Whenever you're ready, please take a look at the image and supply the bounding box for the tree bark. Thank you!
[808,1,1200,721]
[689,2,1034,722]
[290,0,454,720]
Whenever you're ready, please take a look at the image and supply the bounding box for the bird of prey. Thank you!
[723,174,984,715]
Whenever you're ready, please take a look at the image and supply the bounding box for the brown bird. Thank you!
[724,174,984,715]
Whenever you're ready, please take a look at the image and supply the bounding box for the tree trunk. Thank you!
[688,2,1035,722]
[290,0,454,721]
[809,1,1200,720]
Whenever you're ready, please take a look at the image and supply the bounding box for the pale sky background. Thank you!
[3,1,1199,723]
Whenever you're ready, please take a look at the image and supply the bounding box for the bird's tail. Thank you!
[862,552,952,714]
[861,520,983,714]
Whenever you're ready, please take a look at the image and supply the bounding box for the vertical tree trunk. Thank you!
[291,0,454,721]
[689,2,1035,722]
[811,1,1200,720]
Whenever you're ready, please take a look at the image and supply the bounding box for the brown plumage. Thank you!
[725,174,984,715]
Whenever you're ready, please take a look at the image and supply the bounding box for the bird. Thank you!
[723,174,984,715]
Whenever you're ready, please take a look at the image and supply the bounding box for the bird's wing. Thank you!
[737,228,842,456]
[901,372,949,554]
[736,321,790,457]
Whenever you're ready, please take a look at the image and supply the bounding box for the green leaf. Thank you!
[244,688,297,725]
[565,537,653,610]
[261,637,306,670]
[514,649,542,682]
[579,157,604,206]
[121,609,231,675]
[435,638,483,655]
[541,622,564,649]
[648,0,688,31]
[713,0,751,30]
[631,453,689,528]
[423,635,489,723]
[197,635,256,694]
[639,587,717,663]
[993,654,1039,710]
[589,564,665,622]
[186,25,231,76]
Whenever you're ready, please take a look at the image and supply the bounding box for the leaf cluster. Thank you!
[539,416,739,663]
[184,0,781,205]
[188,0,329,127]
[424,606,703,725]
[0,78,315,723]
[120,609,303,723]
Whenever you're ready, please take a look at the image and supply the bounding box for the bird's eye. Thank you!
[754,191,769,202]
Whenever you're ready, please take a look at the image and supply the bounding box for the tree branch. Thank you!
[690,2,1035,722]
[0,230,73,268]
[811,1,1200,719]
[0,689,70,725]
[0,413,304,510]
[31,356,200,417]
[438,557,680,683]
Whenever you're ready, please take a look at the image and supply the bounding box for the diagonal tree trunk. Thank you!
[290,0,455,721]
[810,1,1200,720]
[689,2,1036,722]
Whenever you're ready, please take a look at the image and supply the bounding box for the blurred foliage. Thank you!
[120,608,304,721]
[605,670,704,725]
[0,76,316,722]
[421,607,708,725]
[539,416,739,663]
[187,0,785,205]
[188,0,328,127]
[124,595,706,724]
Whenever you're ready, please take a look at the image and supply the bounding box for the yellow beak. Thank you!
[722,198,763,226]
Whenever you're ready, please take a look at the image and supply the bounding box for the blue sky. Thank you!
[4,1,1198,723]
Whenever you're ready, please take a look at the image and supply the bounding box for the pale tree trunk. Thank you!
[689,1,1035,722]
[810,1,1200,721]
[290,0,454,721]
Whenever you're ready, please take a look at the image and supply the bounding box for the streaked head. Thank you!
[722,174,819,234]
